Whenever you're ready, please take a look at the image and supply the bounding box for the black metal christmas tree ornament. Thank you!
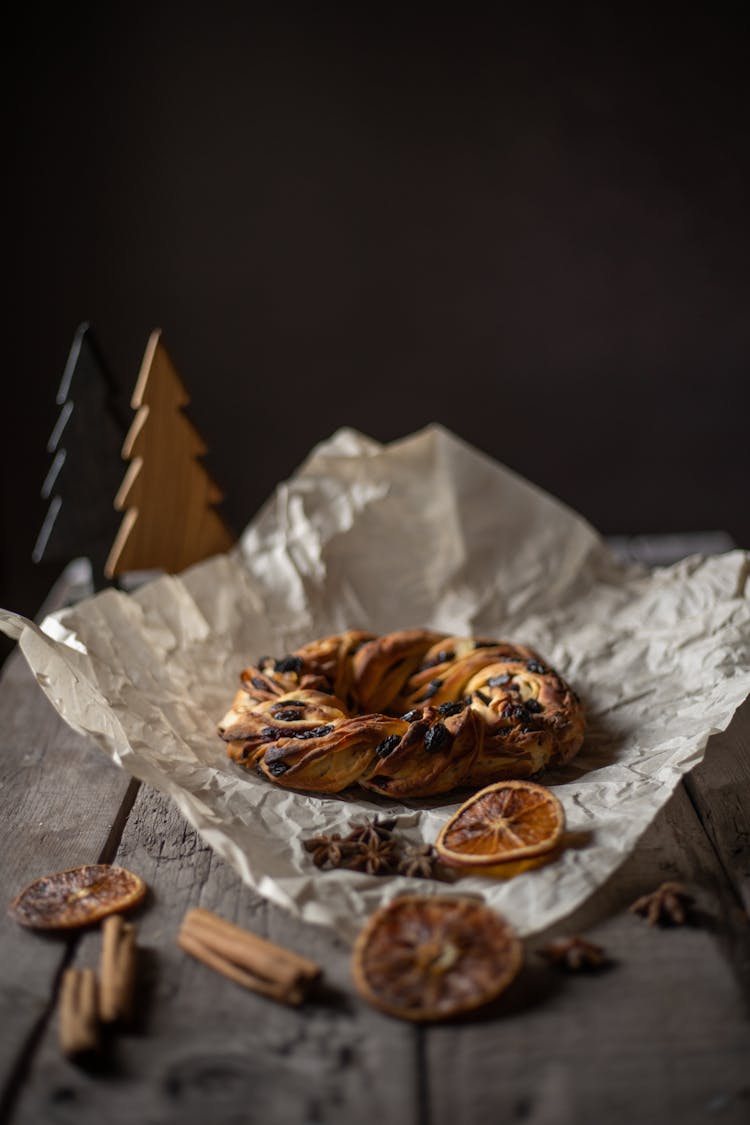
[33,323,129,585]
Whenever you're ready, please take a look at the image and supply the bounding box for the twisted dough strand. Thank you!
[218,629,585,798]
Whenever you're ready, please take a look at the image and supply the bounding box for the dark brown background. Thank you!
[3,6,749,658]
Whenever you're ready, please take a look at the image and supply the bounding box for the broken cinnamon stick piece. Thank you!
[116,923,137,1022]
[99,914,137,1023]
[178,908,320,1006]
[59,968,100,1057]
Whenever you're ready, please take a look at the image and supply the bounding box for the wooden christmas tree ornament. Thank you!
[104,330,235,577]
[33,323,129,578]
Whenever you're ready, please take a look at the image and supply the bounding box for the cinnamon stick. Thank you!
[185,908,319,981]
[178,907,320,1005]
[59,968,99,1057]
[178,930,305,1004]
[99,914,137,1023]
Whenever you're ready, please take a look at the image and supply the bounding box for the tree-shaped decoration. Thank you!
[33,323,129,579]
[104,330,235,577]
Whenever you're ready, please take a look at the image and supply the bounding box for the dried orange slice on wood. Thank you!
[352,894,523,1021]
[436,780,564,869]
[8,864,146,930]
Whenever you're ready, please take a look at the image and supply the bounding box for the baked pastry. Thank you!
[218,629,584,798]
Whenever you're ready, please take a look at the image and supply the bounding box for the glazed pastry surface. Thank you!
[218,629,585,797]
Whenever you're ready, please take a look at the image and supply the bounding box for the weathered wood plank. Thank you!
[12,765,750,1125]
[0,570,136,1111]
[424,780,750,1125]
[2,535,747,1124]
[683,699,750,915]
[12,785,420,1125]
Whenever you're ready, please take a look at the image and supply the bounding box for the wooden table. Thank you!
[1,536,749,1125]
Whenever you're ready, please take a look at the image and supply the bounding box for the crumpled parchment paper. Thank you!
[2,425,749,942]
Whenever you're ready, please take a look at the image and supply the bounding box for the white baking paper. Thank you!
[2,425,749,941]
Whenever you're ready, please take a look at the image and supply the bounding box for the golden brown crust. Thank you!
[293,629,375,704]
[260,714,397,792]
[352,628,445,712]
[221,629,585,796]
[361,705,484,798]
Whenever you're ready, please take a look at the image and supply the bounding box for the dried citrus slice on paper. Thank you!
[8,864,146,930]
[436,780,564,869]
[352,894,523,1022]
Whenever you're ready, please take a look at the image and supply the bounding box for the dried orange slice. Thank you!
[8,864,146,930]
[352,894,523,1021]
[436,780,564,869]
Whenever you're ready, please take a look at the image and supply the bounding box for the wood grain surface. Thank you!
[0,574,137,1116]
[105,331,234,578]
[1,538,749,1125]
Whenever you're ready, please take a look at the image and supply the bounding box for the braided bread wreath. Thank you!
[218,629,585,798]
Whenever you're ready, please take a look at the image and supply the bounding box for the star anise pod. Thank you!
[397,843,439,879]
[538,935,608,972]
[303,833,349,869]
[629,881,692,926]
[343,837,400,876]
[346,816,396,847]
